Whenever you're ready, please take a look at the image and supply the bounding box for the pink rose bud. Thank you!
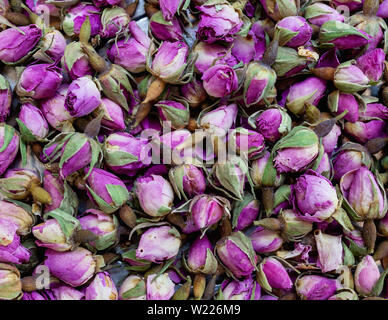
[107,21,151,74]
[193,42,237,75]
[354,255,380,296]
[250,227,283,253]
[296,275,341,300]
[150,12,183,41]
[197,2,242,43]
[98,98,126,131]
[36,30,66,62]
[0,219,30,264]
[328,91,360,123]
[220,276,261,300]
[334,63,370,93]
[202,64,238,98]
[100,7,130,38]
[180,78,207,108]
[44,247,96,287]
[216,231,258,278]
[199,104,238,137]
[65,76,102,118]
[356,48,385,83]
[0,263,22,300]
[344,119,387,144]
[84,271,118,300]
[275,16,313,47]
[169,164,207,200]
[16,64,63,100]
[146,273,175,300]
[186,234,217,274]
[104,132,151,176]
[18,103,49,140]
[32,219,72,252]
[0,74,11,122]
[136,226,181,263]
[0,24,42,64]
[40,85,74,131]
[321,122,341,154]
[259,0,297,21]
[291,170,338,222]
[119,275,146,300]
[62,3,102,37]
[160,0,181,20]
[260,257,293,290]
[232,194,260,231]
[63,41,94,80]
[314,230,343,272]
[0,200,34,236]
[156,100,190,130]
[51,284,84,300]
[305,2,345,27]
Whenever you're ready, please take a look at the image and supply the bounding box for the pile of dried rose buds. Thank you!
[0,0,387,301]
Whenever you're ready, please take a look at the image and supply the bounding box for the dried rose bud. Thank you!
[354,255,380,296]
[356,48,385,83]
[134,175,174,217]
[258,257,293,291]
[44,247,96,287]
[334,62,370,93]
[344,119,387,144]
[156,100,190,130]
[62,3,102,37]
[250,227,283,253]
[16,64,63,100]
[35,30,66,63]
[0,219,30,265]
[314,230,343,272]
[220,276,261,300]
[272,47,309,78]
[63,42,93,80]
[275,16,312,47]
[18,103,49,141]
[305,3,345,27]
[259,0,297,21]
[97,98,126,131]
[0,200,35,236]
[185,234,217,274]
[100,7,130,39]
[51,284,84,300]
[84,272,118,300]
[169,164,207,200]
[150,12,183,41]
[136,225,181,263]
[32,219,73,252]
[296,275,341,300]
[202,64,238,98]
[119,275,146,300]
[251,151,284,188]
[199,104,238,137]
[328,91,360,123]
[146,273,175,300]
[0,74,11,122]
[232,194,260,231]
[0,263,22,300]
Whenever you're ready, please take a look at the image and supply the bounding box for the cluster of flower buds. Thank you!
[0,0,388,302]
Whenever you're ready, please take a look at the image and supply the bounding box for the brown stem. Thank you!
[363,0,379,16]
[202,274,217,300]
[143,77,166,104]
[21,275,59,292]
[119,205,137,229]
[29,181,52,205]
[4,11,30,25]
[193,274,206,300]
[81,43,108,74]
[262,187,274,216]
[362,219,377,254]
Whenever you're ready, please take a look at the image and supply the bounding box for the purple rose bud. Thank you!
[354,255,380,296]
[276,16,313,47]
[334,63,370,93]
[356,48,385,83]
[197,3,243,43]
[232,194,260,231]
[221,277,261,300]
[18,103,49,140]
[0,74,11,122]
[180,78,207,108]
[36,30,66,62]
[193,42,237,75]
[169,164,206,200]
[328,91,360,123]
[44,247,96,287]
[319,21,370,50]
[135,175,174,217]
[40,85,74,131]
[284,76,327,115]
[228,128,265,160]
[273,127,320,173]
[315,152,332,177]
[51,284,84,300]
[322,122,341,154]
[292,170,339,222]
[119,275,146,300]
[243,62,277,107]
[250,227,283,254]
[314,230,343,272]
[216,232,258,278]
[146,273,175,300]
[333,0,363,11]
[254,108,292,143]
[16,64,62,100]
[25,0,59,16]
[252,151,284,188]
[85,272,118,300]
[150,12,183,41]
[107,21,151,73]
[361,103,388,120]
[296,275,340,300]
[22,290,55,300]
[65,76,101,117]
[202,64,238,98]
[184,195,230,233]
[136,226,181,263]
[100,7,130,38]
[340,166,387,220]
[0,124,20,176]
[0,219,30,264]
[62,3,102,37]
[186,234,217,274]
[160,0,180,20]
[43,171,65,213]
[305,3,345,27]
[0,24,42,64]
[104,132,151,176]
[332,143,372,181]
[98,98,125,131]
[85,168,130,214]
[0,200,34,236]
[63,42,93,80]
[344,119,387,144]
[260,257,293,290]
[78,209,118,251]
[32,219,72,252]
[151,41,188,82]
[259,0,297,21]
[232,21,267,63]
[0,263,22,300]
[377,0,388,17]
[199,104,238,137]
[156,100,190,130]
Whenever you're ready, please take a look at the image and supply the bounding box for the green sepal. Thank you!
[44,208,80,241]
[122,279,146,299]
[15,118,38,144]
[92,215,119,251]
[150,11,173,26]
[319,20,369,44]
[59,181,79,217]
[106,184,130,208]
[168,165,186,201]
[0,124,16,153]
[273,184,291,209]
[272,47,308,77]
[275,26,299,47]
[272,126,319,153]
[342,242,355,266]
[345,237,368,257]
